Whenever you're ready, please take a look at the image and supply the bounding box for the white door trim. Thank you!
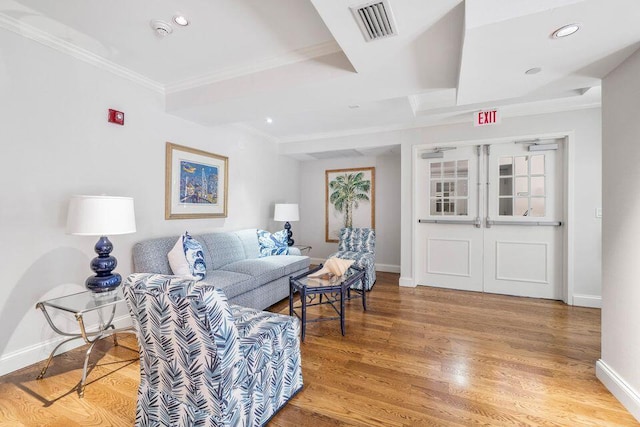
[412,131,576,304]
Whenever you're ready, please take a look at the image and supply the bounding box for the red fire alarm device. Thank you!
[108,109,125,125]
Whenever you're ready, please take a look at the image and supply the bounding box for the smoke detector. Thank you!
[351,0,398,42]
[150,20,173,37]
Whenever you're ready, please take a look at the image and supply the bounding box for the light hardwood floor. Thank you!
[0,271,636,426]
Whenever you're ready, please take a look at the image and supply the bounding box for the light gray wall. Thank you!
[282,108,603,304]
[600,46,640,421]
[297,152,401,271]
[0,30,300,374]
[400,109,603,303]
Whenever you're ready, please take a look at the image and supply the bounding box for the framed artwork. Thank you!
[325,167,375,242]
[165,142,228,219]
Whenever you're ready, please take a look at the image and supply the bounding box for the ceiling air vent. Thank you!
[351,0,398,42]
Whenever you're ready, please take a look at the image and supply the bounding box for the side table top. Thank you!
[37,289,124,315]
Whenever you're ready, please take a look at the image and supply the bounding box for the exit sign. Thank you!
[474,109,500,127]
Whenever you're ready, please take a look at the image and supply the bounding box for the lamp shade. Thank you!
[274,203,299,222]
[67,195,136,236]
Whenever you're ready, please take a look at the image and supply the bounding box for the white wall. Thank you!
[598,47,640,421]
[296,152,401,271]
[0,30,299,375]
[282,108,602,303]
[400,109,602,304]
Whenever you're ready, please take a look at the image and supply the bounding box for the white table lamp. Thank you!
[67,195,136,293]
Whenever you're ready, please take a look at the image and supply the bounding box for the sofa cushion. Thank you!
[199,270,255,300]
[219,259,286,286]
[256,255,309,277]
[197,232,246,270]
[234,228,261,259]
[257,229,289,257]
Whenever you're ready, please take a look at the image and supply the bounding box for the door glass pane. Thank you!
[456,180,468,197]
[430,199,438,215]
[531,155,545,175]
[499,178,513,196]
[432,181,440,196]
[515,156,528,175]
[456,199,468,216]
[499,198,513,216]
[443,161,455,178]
[515,197,528,216]
[499,157,513,176]
[531,197,545,217]
[515,177,529,196]
[531,176,545,196]
[457,160,469,178]
[430,162,441,178]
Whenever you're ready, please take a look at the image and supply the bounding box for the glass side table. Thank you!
[35,289,135,397]
[289,265,366,341]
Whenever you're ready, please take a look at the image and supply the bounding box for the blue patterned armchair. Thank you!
[329,227,376,291]
[123,273,303,427]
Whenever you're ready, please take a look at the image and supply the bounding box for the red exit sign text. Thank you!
[474,109,500,127]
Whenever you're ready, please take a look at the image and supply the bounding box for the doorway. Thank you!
[414,138,564,299]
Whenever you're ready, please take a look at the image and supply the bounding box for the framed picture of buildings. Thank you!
[325,167,375,242]
[165,142,228,219]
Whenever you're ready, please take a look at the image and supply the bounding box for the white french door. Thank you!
[414,139,564,299]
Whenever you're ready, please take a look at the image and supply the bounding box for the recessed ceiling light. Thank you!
[525,67,542,75]
[552,23,580,39]
[173,15,189,26]
[265,117,273,124]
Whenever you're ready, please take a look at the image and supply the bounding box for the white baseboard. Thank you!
[309,258,400,274]
[0,315,133,377]
[573,294,602,308]
[399,276,415,287]
[376,263,400,273]
[596,359,640,422]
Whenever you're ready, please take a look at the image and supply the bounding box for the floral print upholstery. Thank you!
[330,228,376,291]
[123,273,303,427]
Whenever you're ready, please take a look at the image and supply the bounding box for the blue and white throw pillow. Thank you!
[257,229,289,257]
[168,232,206,280]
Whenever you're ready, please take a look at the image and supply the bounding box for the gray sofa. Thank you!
[132,228,310,310]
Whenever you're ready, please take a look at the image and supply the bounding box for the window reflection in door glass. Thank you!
[457,180,468,197]
[429,159,471,216]
[531,177,545,196]
[457,160,469,178]
[443,161,455,178]
[499,157,512,176]
[515,197,528,216]
[457,199,468,215]
[515,156,528,176]
[499,198,513,216]
[531,155,544,175]
[515,177,529,196]
[531,197,545,217]
[499,178,512,196]
[430,162,441,178]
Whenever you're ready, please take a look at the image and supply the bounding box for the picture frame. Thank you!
[165,142,228,219]
[325,167,375,242]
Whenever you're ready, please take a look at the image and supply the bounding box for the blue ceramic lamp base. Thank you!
[284,221,294,246]
[86,236,122,293]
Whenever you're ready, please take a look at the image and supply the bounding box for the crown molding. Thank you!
[165,40,342,94]
[0,13,164,94]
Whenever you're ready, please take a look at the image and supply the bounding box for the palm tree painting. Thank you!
[325,167,375,242]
